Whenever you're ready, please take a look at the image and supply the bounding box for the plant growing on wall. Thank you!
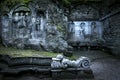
[0,0,31,13]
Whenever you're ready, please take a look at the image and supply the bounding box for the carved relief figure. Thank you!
[13,6,31,39]
[36,18,41,31]
[79,22,86,40]
[1,14,9,41]
[13,12,19,38]
[13,12,28,38]
[68,21,75,33]
[91,22,98,40]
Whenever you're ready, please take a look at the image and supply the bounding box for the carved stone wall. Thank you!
[1,0,112,51]
[67,21,103,43]
[1,1,70,52]
[67,4,103,46]
[1,4,46,49]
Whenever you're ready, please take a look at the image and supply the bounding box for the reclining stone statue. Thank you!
[51,54,90,69]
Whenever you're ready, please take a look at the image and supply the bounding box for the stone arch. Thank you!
[9,4,31,17]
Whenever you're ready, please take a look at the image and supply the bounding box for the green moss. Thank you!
[57,25,62,31]
[0,44,58,57]
[0,0,31,9]
[19,0,31,4]
[0,44,77,60]
[66,55,77,60]
[57,25,65,33]
[63,0,71,5]
[40,51,58,57]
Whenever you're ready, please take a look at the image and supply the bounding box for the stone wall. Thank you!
[69,4,100,21]
[103,12,120,55]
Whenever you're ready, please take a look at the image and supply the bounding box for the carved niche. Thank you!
[1,4,47,48]
[67,21,103,43]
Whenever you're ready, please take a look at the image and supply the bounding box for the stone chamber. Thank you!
[0,0,120,80]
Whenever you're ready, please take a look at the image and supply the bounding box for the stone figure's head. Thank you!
[15,12,19,16]
[52,54,64,61]
[25,12,29,16]
[56,54,64,60]
[80,22,85,29]
[91,22,97,29]
[20,12,23,16]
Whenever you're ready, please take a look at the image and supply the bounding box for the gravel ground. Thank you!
[74,50,120,80]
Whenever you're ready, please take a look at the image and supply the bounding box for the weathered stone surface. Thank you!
[67,21,104,44]
[69,4,100,21]
[0,1,71,52]
[51,54,91,69]
[0,54,93,80]
[103,12,120,55]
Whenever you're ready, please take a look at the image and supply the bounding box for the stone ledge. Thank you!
[0,54,94,79]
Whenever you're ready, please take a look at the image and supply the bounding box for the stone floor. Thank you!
[74,50,120,80]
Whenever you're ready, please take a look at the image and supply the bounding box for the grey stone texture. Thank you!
[51,54,90,69]
[69,4,100,21]
[103,13,120,55]
[74,50,120,80]
[0,1,70,52]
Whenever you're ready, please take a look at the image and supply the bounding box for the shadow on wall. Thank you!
[0,28,1,44]
[0,17,1,44]
[0,38,1,44]
[0,36,2,45]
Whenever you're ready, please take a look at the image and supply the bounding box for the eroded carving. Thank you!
[51,54,90,69]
